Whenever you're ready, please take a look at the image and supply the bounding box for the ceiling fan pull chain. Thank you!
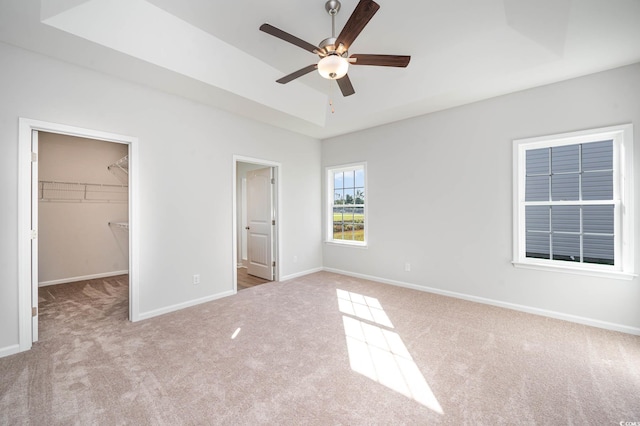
[329,79,335,114]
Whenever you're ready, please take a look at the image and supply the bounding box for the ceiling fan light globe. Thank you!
[318,55,349,80]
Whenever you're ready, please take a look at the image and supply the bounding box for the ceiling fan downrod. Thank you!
[325,0,341,38]
[320,0,347,58]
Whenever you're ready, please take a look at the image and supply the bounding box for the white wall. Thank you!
[322,63,640,333]
[38,133,129,284]
[0,41,322,354]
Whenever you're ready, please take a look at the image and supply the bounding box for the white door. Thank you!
[31,130,39,342]
[246,167,273,280]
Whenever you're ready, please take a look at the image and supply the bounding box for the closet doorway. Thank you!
[233,156,280,292]
[18,119,139,352]
[36,132,130,338]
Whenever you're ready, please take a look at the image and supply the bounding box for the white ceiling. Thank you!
[1,0,639,139]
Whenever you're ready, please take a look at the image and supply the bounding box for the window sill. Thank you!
[512,261,637,280]
[324,240,368,249]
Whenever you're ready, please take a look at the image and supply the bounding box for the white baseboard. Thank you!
[140,267,323,322]
[0,344,21,358]
[137,290,235,321]
[323,267,640,336]
[39,270,129,287]
[280,267,324,282]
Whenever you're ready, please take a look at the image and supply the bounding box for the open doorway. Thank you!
[233,156,280,292]
[36,132,130,339]
[18,118,139,353]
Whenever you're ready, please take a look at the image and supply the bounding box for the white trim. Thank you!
[323,267,640,336]
[128,134,141,322]
[280,267,324,282]
[324,240,369,249]
[137,291,235,321]
[30,130,39,342]
[18,120,32,352]
[0,344,21,358]
[18,118,141,354]
[512,261,636,280]
[512,123,635,277]
[38,270,129,287]
[232,155,282,293]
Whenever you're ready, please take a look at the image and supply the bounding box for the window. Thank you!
[327,163,366,245]
[513,124,635,279]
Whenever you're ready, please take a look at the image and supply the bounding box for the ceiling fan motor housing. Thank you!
[319,37,348,57]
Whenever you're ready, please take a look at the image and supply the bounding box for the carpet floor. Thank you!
[1,272,639,425]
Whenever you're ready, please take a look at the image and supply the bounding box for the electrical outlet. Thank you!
[193,274,200,285]
[293,256,298,263]
[404,262,411,272]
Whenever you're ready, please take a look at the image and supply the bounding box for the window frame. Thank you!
[326,162,368,247]
[512,124,635,280]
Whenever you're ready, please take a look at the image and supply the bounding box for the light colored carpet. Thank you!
[1,272,639,425]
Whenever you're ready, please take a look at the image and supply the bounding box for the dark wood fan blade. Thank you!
[337,74,355,97]
[350,54,411,67]
[335,0,380,51]
[276,64,318,84]
[260,23,318,54]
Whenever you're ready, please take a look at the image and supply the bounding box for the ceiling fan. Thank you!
[260,0,410,97]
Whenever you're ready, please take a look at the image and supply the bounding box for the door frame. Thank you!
[232,155,281,292]
[18,118,140,352]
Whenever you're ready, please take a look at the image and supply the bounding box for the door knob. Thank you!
[245,226,250,230]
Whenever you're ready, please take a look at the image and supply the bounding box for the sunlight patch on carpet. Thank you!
[337,289,443,414]
[231,328,241,339]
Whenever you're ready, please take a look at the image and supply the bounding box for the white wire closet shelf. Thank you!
[39,180,128,203]
[108,155,128,171]
[108,221,129,230]
[107,155,128,184]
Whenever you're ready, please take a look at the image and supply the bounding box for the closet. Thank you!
[38,133,129,286]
